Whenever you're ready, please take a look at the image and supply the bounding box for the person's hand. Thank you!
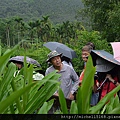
[69,92,74,100]
[106,74,113,82]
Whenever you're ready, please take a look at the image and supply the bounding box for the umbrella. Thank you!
[110,42,120,62]
[9,56,41,67]
[91,50,120,66]
[43,42,77,59]
[90,50,120,72]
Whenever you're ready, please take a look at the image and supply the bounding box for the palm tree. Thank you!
[14,17,23,44]
[5,20,11,47]
[28,21,36,45]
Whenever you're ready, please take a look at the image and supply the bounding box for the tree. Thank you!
[14,17,23,44]
[107,3,120,41]
[81,0,120,42]
[5,20,12,47]
[28,21,36,45]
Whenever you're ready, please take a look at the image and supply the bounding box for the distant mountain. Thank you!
[0,0,84,23]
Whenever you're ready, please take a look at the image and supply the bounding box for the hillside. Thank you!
[0,0,84,23]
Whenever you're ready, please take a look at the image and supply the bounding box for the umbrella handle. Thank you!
[97,78,108,91]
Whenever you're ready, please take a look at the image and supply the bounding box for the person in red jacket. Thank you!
[96,58,120,100]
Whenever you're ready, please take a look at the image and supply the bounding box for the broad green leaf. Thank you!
[37,99,54,114]
[23,63,34,111]
[0,44,19,75]
[28,71,60,100]
[106,104,113,114]
[25,80,60,113]
[105,96,114,114]
[38,102,48,114]
[58,88,68,114]
[11,78,23,114]
[76,87,82,114]
[70,100,78,114]
[24,64,33,85]
[47,99,55,112]
[113,94,120,108]
[0,63,16,101]
[108,105,120,114]
[0,82,35,113]
[42,70,59,81]
[81,55,95,113]
[27,71,60,105]
[89,85,120,114]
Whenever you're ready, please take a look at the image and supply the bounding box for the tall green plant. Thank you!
[58,55,120,114]
[0,44,61,114]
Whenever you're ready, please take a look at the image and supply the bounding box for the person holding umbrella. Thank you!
[45,50,79,100]
[96,57,120,100]
[91,49,120,101]
[12,61,23,70]
[9,56,44,80]
[44,41,77,71]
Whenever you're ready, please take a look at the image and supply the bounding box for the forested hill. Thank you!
[0,0,83,23]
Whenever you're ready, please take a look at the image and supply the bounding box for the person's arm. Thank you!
[106,74,120,86]
[70,68,79,99]
[92,80,101,93]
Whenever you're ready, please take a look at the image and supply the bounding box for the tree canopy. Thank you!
[81,0,120,42]
[0,0,83,23]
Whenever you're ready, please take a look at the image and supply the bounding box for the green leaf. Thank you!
[43,70,60,81]
[25,80,60,113]
[38,102,48,114]
[81,55,96,113]
[37,99,54,114]
[0,63,16,101]
[70,100,78,114]
[109,105,120,114]
[89,85,120,114]
[100,104,107,114]
[0,82,35,113]
[0,44,19,75]
[76,87,82,114]
[113,94,120,108]
[58,88,68,114]
[23,63,34,111]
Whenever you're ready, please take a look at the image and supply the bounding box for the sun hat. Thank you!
[46,50,62,62]
[96,57,115,72]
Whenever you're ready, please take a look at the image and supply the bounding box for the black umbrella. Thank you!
[90,50,120,72]
[43,42,77,59]
[91,50,120,92]
[91,50,120,65]
[9,56,41,67]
